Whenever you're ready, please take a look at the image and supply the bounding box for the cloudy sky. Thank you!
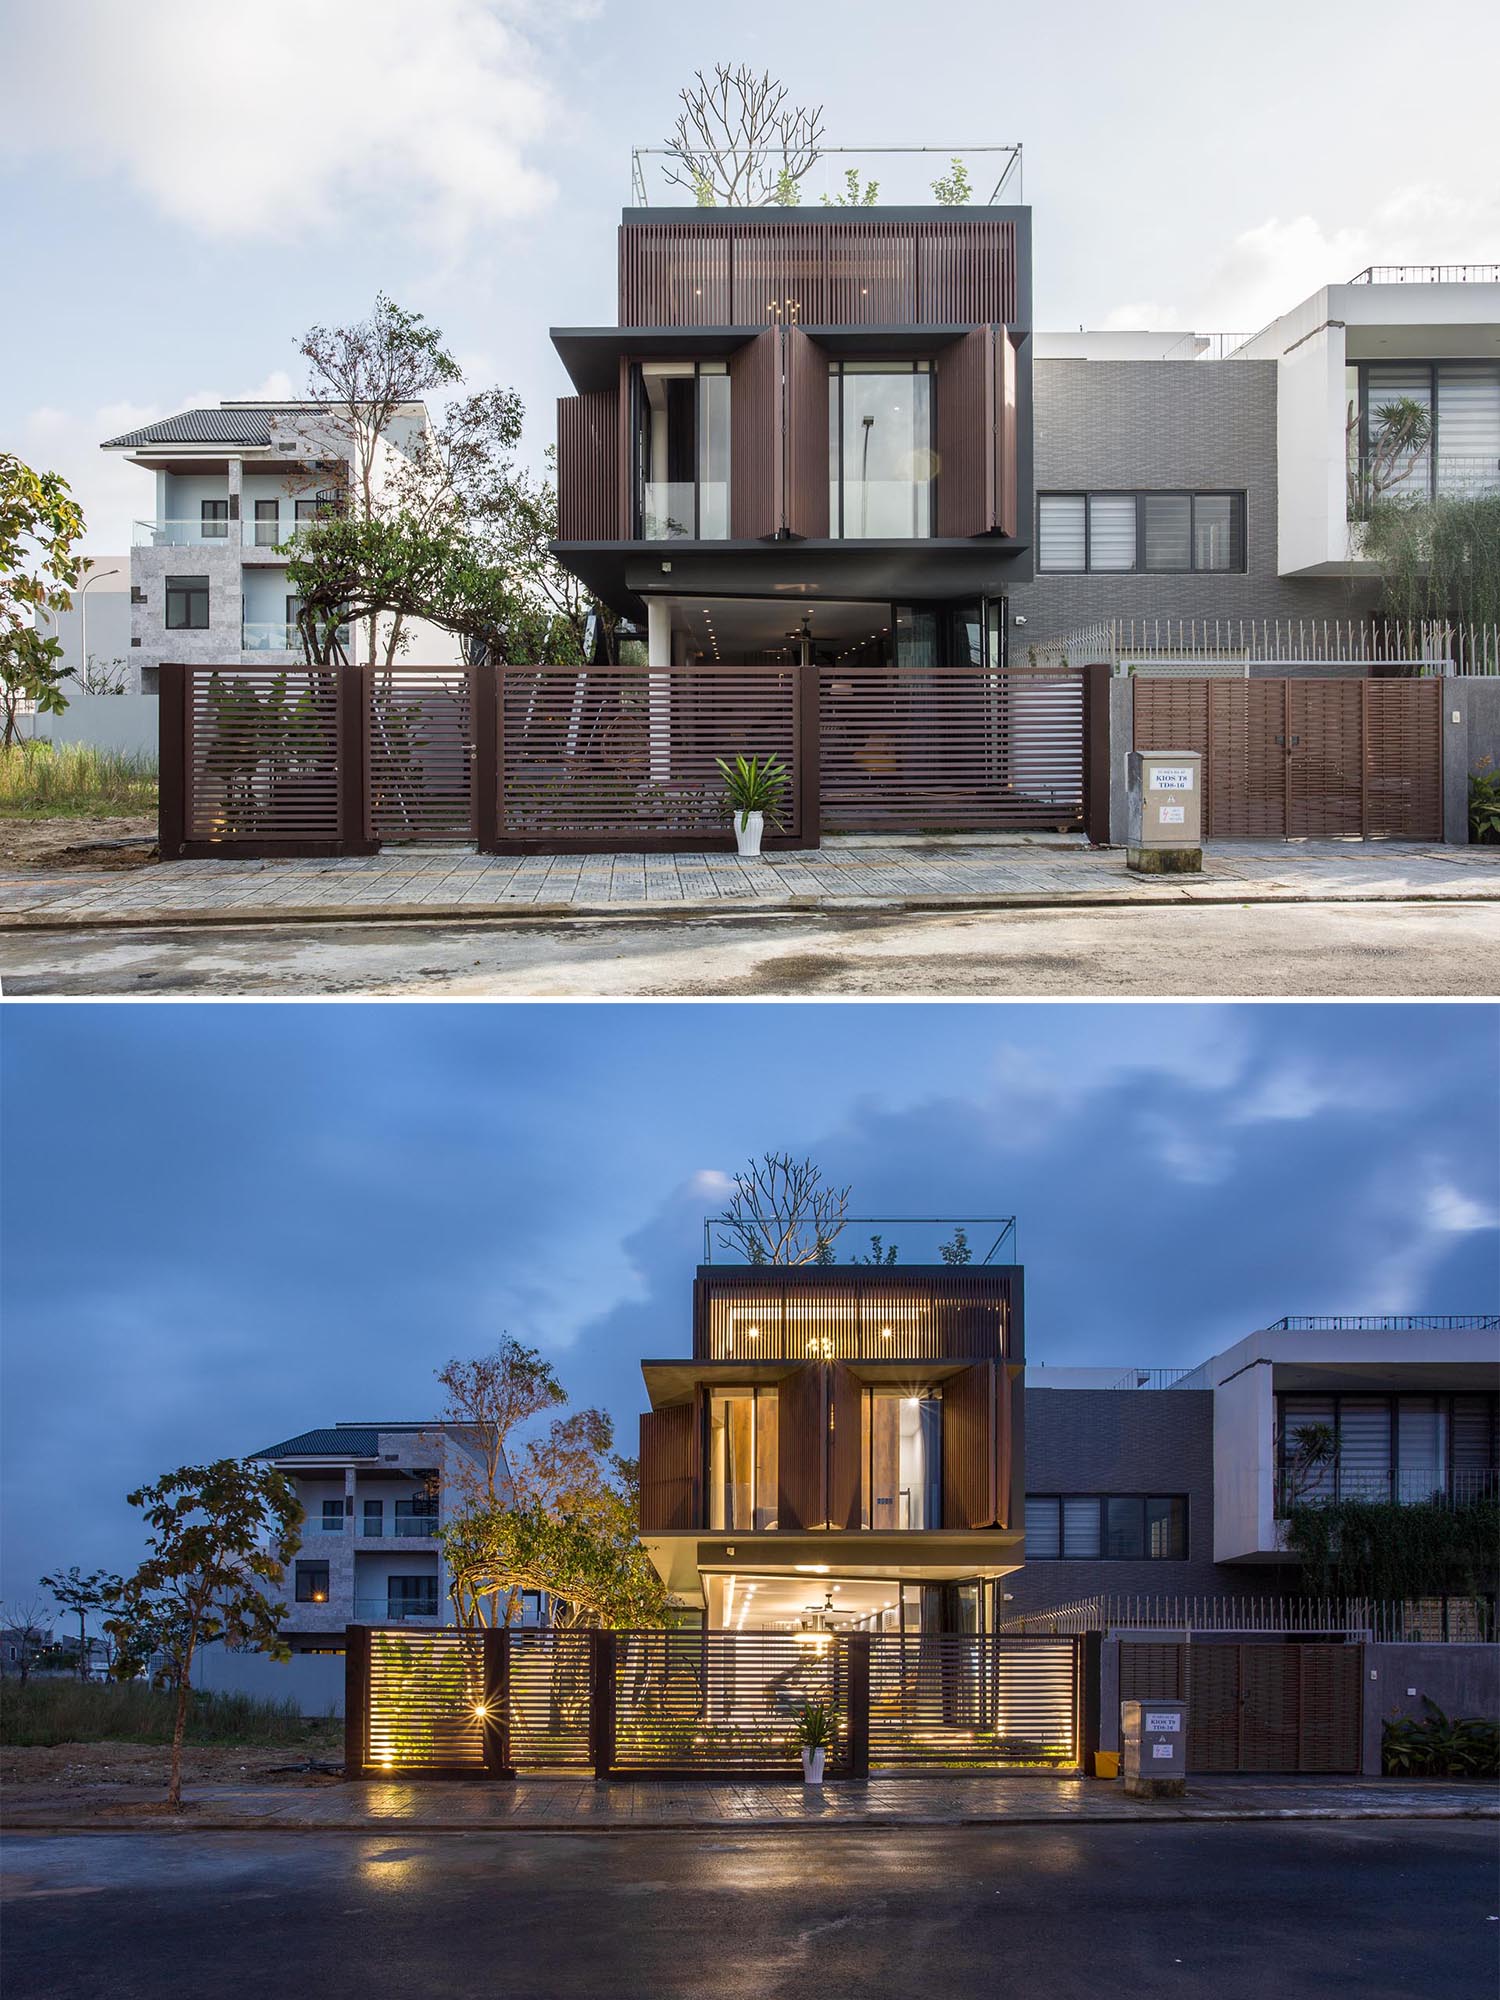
[2,1001,1496,1602]
[2,0,1497,552]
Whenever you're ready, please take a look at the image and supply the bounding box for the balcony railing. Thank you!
[354,1598,441,1622]
[1266,1314,1500,1331]
[241,622,300,653]
[308,1516,348,1532]
[701,1214,1017,1266]
[628,143,1022,208]
[133,517,234,547]
[1348,263,1500,285]
[1349,451,1500,518]
[1277,1467,1499,1514]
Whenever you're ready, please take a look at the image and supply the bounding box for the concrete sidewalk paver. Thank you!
[5,1772,1494,1833]
[2,839,1496,931]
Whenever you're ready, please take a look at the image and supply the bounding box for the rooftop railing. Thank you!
[701,1214,1017,1266]
[629,143,1022,208]
[133,518,235,547]
[1265,1314,1500,1331]
[1348,263,1500,285]
[999,1592,1496,1643]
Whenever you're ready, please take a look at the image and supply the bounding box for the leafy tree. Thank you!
[40,1565,123,1680]
[939,1226,972,1266]
[714,1152,851,1265]
[0,453,86,745]
[665,65,824,206]
[822,168,879,208]
[1364,493,1500,632]
[1346,395,1433,519]
[853,1233,898,1266]
[444,1496,667,1632]
[434,1338,568,1516]
[106,1460,303,1808]
[931,158,973,205]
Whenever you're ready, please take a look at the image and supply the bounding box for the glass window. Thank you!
[1435,362,1500,499]
[1365,364,1433,502]
[1025,1496,1061,1558]
[829,361,933,539]
[709,1386,777,1531]
[1337,1398,1392,1503]
[636,361,730,541]
[1061,1497,1100,1558]
[388,1576,439,1616]
[1280,1396,1336,1502]
[1088,494,1136,570]
[1146,1497,1186,1560]
[254,499,280,547]
[201,498,229,539]
[1038,495,1086,570]
[362,1499,384,1535]
[294,498,324,523]
[1192,494,1237,571]
[1397,1396,1447,1500]
[294,1561,329,1604]
[165,576,209,630]
[320,1499,345,1529]
[1142,494,1192,570]
[1105,1497,1145,1559]
[865,1388,941,1529]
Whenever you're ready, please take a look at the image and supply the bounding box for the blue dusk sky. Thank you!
[1,1001,1497,1601]
[3,0,1497,553]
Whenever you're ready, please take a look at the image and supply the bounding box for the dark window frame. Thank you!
[828,357,936,542]
[200,498,229,540]
[1356,357,1500,504]
[1036,489,1246,574]
[254,498,280,547]
[1023,1492,1189,1560]
[164,575,210,630]
[631,358,731,542]
[386,1574,440,1616]
[1275,1389,1499,1505]
[294,1560,331,1604]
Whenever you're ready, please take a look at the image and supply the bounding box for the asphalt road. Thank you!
[3,898,1499,995]
[3,1822,1496,1999]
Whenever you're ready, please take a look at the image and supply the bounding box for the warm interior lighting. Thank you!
[794,1564,831,1574]
[473,1702,488,1719]
[746,1326,759,1338]
[881,1327,892,1339]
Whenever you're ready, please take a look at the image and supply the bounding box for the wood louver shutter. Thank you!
[783,326,830,540]
[941,1361,997,1529]
[729,327,784,540]
[777,1363,826,1530]
[995,329,1019,538]
[556,389,623,541]
[826,1362,862,1530]
[934,326,995,537]
[639,1404,696,1531]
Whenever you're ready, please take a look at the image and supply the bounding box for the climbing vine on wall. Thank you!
[1282,1495,1500,1601]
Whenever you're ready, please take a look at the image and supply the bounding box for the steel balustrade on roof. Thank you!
[701,1214,1017,1265]
[628,143,1022,208]
[1264,1314,1500,1332]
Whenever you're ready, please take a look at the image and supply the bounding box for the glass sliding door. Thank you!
[708,1385,778,1530]
[635,360,730,540]
[865,1388,941,1529]
[829,361,934,538]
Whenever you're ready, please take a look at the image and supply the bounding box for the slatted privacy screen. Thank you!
[495,665,800,848]
[819,665,1084,831]
[867,1634,1078,1766]
[366,667,474,842]
[508,1629,593,1766]
[699,1274,1010,1362]
[1133,675,1442,841]
[557,390,624,540]
[1118,1641,1361,1774]
[617,220,1017,327]
[365,1627,486,1773]
[185,666,341,845]
[613,1630,844,1772]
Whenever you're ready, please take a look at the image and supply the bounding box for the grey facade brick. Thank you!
[1007,359,1380,646]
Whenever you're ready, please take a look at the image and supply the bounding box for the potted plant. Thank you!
[793,1701,833,1785]
[716,754,790,859]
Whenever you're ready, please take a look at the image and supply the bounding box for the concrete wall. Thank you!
[194,1643,345,1718]
[1445,675,1500,843]
[1361,1643,1500,1776]
[1007,356,1378,646]
[26,694,159,755]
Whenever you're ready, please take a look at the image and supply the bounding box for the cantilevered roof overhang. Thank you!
[643,1530,1025,1601]
[641,1356,991,1410]
[550,324,984,397]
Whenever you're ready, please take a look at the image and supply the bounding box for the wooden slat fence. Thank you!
[365,666,474,843]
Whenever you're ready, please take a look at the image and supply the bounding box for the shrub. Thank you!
[0,741,158,818]
[1383,1698,1500,1779]
[0,1677,333,1748]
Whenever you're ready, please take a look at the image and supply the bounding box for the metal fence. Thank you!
[999,1594,1497,1644]
[1027,617,1500,678]
[866,1633,1078,1765]
[509,1628,593,1766]
[613,1629,845,1774]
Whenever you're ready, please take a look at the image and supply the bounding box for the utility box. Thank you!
[1127,750,1203,873]
[1120,1699,1187,1798]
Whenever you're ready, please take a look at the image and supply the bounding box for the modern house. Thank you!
[552,210,1498,667]
[248,1420,534,1653]
[636,1244,1025,1638]
[1009,1314,1500,1622]
[100,399,459,683]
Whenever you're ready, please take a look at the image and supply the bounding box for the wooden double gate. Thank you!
[1119,1640,1362,1774]
[158,660,1092,858]
[1133,674,1442,840]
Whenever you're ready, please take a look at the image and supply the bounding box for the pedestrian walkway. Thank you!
[2,839,1495,931]
[6,1772,1495,1833]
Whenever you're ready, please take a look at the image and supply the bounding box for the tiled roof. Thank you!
[102,408,296,449]
[251,1425,383,1460]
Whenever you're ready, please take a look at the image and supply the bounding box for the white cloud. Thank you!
[1423,1182,1498,1236]
[1,0,559,251]
[1097,301,1182,331]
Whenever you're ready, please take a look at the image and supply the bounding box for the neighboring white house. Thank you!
[100,399,462,682]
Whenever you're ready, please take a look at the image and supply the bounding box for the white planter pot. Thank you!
[801,1746,826,1785]
[734,810,765,858]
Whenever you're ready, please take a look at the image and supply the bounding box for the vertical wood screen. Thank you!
[942,1361,997,1529]
[617,220,1016,328]
[995,329,1019,537]
[1120,1641,1361,1773]
[697,1270,1012,1363]
[935,326,994,537]
[508,1629,593,1766]
[1134,676,1442,840]
[639,1403,697,1531]
[994,1362,1015,1530]
[866,1634,1077,1766]
[784,325,831,539]
[557,389,622,540]
[827,1360,863,1530]
[820,664,1085,830]
[365,667,474,842]
[729,327,783,538]
[364,1628,486,1773]
[777,1363,826,1530]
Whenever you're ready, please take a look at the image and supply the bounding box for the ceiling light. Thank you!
[794,1564,831,1574]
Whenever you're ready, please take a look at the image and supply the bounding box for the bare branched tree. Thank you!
[714,1152,850,1265]
[665,65,825,206]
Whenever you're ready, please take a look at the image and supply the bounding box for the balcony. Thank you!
[133,518,234,547]
[358,1518,441,1538]
[1276,1467,1499,1515]
[354,1598,441,1623]
[1349,452,1500,519]
[628,143,1022,208]
[241,622,300,653]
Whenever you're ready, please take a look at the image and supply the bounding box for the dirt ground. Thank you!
[0,816,157,869]
[2,1739,341,1792]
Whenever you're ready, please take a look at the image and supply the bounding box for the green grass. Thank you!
[0,741,158,819]
[1,1679,339,1749]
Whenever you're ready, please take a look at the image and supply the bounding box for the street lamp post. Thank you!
[75,565,120,691]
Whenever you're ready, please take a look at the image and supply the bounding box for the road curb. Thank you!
[3,886,1499,936]
[7,1805,1496,1835]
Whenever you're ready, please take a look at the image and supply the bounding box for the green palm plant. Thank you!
[716,754,790,832]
